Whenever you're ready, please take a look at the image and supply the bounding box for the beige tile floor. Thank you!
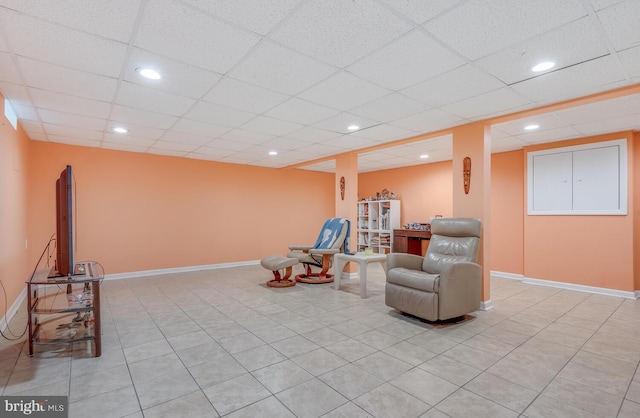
[1,263,640,417]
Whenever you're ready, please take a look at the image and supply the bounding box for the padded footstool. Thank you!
[261,255,298,288]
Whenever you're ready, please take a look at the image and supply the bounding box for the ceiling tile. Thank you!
[182,0,302,35]
[554,94,640,125]
[159,130,214,146]
[0,82,30,106]
[205,138,254,152]
[0,0,141,42]
[229,40,337,95]
[18,120,43,135]
[300,71,391,111]
[349,124,416,142]
[171,119,231,138]
[350,93,430,123]
[282,126,342,143]
[590,0,626,11]
[11,103,39,121]
[187,146,235,157]
[379,0,462,24]
[101,142,149,153]
[348,29,466,90]
[618,46,640,79]
[474,17,609,85]
[261,137,308,151]
[29,88,111,119]
[124,48,223,99]
[516,126,583,143]
[312,112,380,134]
[18,56,118,102]
[401,64,505,107]
[105,121,166,140]
[597,0,640,51]
[135,0,260,73]
[183,101,256,128]
[150,140,199,152]
[424,0,587,60]
[41,123,103,141]
[0,52,21,83]
[239,115,302,136]
[270,0,412,67]
[147,148,188,157]
[47,134,100,148]
[493,114,569,135]
[392,108,464,132]
[510,55,628,103]
[102,132,155,148]
[38,109,107,131]
[116,81,196,117]
[573,112,640,136]
[264,98,340,125]
[110,105,178,130]
[221,128,276,144]
[321,134,378,151]
[0,9,127,77]
[203,77,289,114]
[443,87,532,119]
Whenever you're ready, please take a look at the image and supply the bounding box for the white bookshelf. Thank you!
[357,200,400,254]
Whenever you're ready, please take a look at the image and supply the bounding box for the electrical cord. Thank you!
[0,234,56,341]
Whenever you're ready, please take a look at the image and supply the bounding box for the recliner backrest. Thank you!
[422,218,481,274]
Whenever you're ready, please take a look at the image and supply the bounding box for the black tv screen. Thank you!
[55,165,74,276]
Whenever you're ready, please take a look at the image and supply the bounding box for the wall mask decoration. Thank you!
[463,157,471,194]
[340,176,345,200]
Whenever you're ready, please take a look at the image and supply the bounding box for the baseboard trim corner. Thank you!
[1,286,26,336]
[490,271,524,281]
[480,300,494,311]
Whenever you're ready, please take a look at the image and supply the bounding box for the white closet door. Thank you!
[573,145,620,211]
[531,151,572,212]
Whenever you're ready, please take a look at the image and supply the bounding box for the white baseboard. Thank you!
[522,276,637,299]
[490,270,637,299]
[480,300,494,311]
[104,260,261,281]
[339,272,359,280]
[490,271,524,280]
[0,286,26,336]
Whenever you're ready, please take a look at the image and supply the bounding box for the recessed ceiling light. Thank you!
[524,124,539,131]
[268,151,278,156]
[135,67,161,80]
[113,127,128,133]
[532,61,555,72]
[347,125,360,131]
[419,154,429,159]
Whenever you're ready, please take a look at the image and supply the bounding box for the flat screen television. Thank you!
[55,165,75,277]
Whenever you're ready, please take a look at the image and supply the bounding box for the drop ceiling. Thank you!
[0,0,639,173]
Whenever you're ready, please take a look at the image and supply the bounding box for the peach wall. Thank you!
[490,150,524,274]
[0,97,30,317]
[27,141,335,276]
[523,132,635,291]
[357,161,453,225]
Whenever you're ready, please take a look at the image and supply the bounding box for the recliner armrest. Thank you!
[289,245,313,251]
[309,248,340,255]
[438,261,482,319]
[386,253,424,273]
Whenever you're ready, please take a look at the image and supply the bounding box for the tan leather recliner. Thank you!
[385,218,482,322]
